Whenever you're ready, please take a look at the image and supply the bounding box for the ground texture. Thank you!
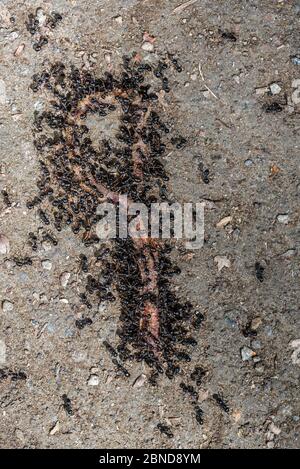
[0,0,299,449]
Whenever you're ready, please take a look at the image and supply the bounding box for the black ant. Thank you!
[180,382,199,400]
[79,254,89,273]
[190,366,206,386]
[1,190,11,207]
[12,256,33,267]
[212,393,230,413]
[62,394,73,416]
[157,423,173,438]
[194,406,204,425]
[28,232,38,251]
[242,321,257,338]
[75,317,93,329]
[255,262,264,282]
[193,311,205,330]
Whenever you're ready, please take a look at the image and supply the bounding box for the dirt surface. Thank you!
[0,0,299,449]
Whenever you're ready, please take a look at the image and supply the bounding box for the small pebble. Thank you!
[9,31,19,41]
[291,56,300,65]
[0,79,6,105]
[255,365,264,373]
[42,259,52,270]
[87,374,99,386]
[36,7,47,26]
[241,346,256,361]
[251,340,261,350]
[277,214,289,224]
[60,271,71,287]
[290,339,300,365]
[216,216,232,228]
[15,429,25,444]
[49,421,60,435]
[132,373,147,388]
[114,16,123,25]
[142,42,154,52]
[0,234,10,255]
[214,255,231,271]
[244,159,253,166]
[0,339,6,365]
[253,356,261,363]
[269,422,281,436]
[2,300,14,312]
[255,86,269,96]
[14,43,25,56]
[270,83,281,95]
[251,317,262,330]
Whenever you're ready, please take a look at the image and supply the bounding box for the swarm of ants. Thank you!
[27,54,230,434]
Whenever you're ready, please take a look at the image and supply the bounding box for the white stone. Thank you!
[60,272,71,287]
[0,79,6,105]
[214,255,231,271]
[0,339,6,365]
[142,42,154,52]
[2,300,14,312]
[87,374,99,386]
[290,339,300,365]
[241,346,256,361]
[49,421,60,435]
[255,86,269,96]
[216,216,232,228]
[9,31,19,41]
[277,214,289,224]
[132,373,147,388]
[42,260,52,270]
[0,234,10,254]
[270,83,281,95]
[269,422,281,435]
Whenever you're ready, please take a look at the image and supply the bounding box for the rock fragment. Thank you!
[42,259,52,270]
[49,421,60,435]
[270,83,281,95]
[2,300,14,312]
[290,339,300,365]
[60,272,71,287]
[216,216,232,228]
[132,373,147,388]
[0,234,10,255]
[241,346,256,361]
[0,79,6,105]
[277,214,289,224]
[87,374,99,386]
[214,255,231,271]
[0,339,6,365]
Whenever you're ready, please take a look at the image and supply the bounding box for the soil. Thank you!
[0,0,299,449]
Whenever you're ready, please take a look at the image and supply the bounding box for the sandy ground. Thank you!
[0,0,299,449]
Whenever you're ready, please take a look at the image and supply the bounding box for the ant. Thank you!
[1,190,11,207]
[157,423,173,438]
[62,394,73,416]
[190,366,206,386]
[194,406,204,425]
[180,382,199,400]
[212,393,230,413]
[255,262,264,282]
[75,317,93,329]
